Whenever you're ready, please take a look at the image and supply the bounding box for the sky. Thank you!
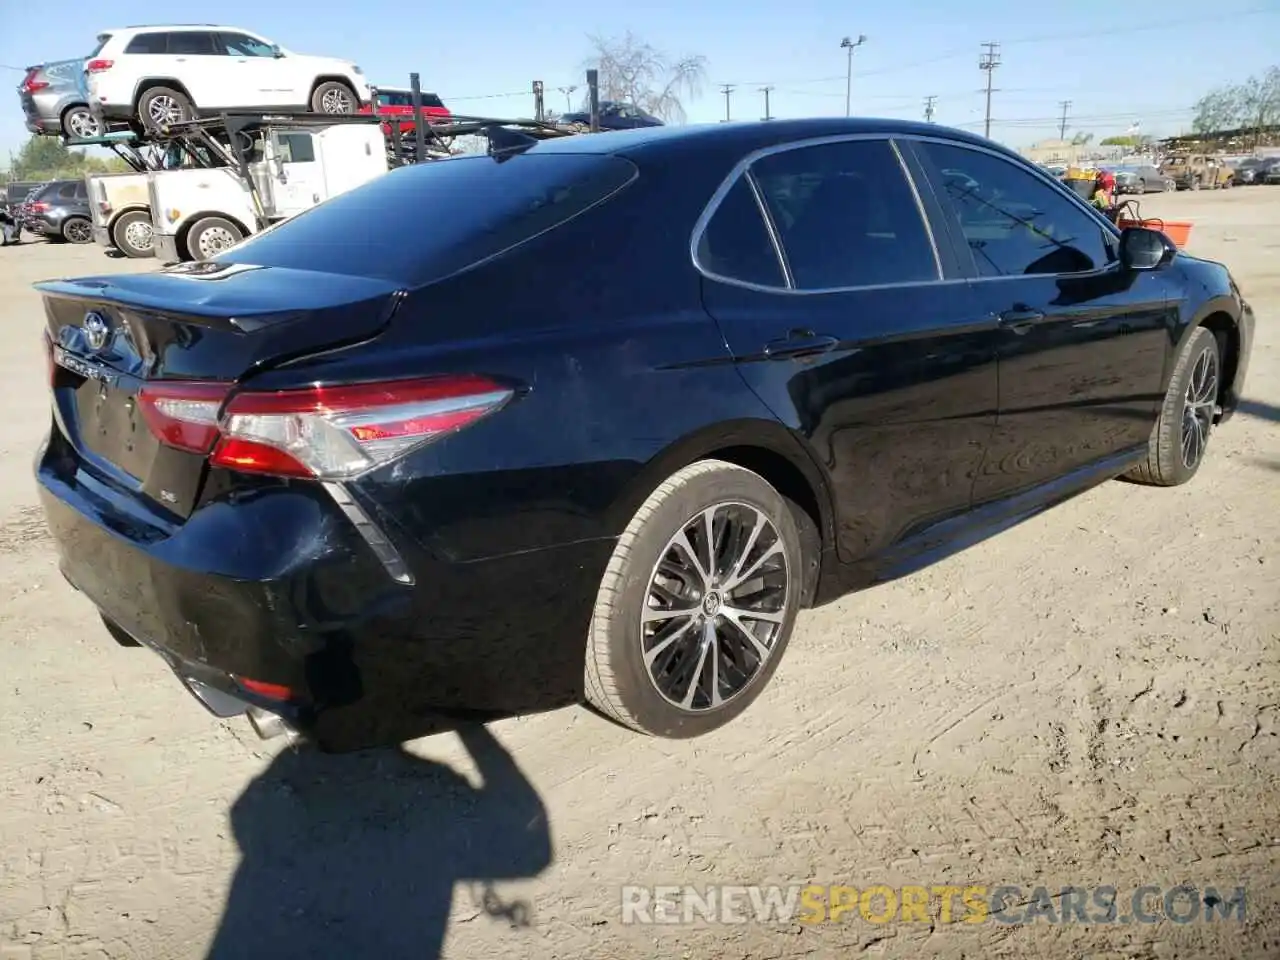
[2,0,1278,164]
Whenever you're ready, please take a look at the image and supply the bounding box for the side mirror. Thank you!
[271,44,284,58]
[1119,226,1173,271]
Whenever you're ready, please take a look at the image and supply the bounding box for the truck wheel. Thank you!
[111,210,154,258]
[61,216,93,244]
[311,82,357,114]
[185,217,244,261]
[138,86,194,130]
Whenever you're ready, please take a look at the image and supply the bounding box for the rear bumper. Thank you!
[36,429,612,751]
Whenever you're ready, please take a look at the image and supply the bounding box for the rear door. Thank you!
[164,31,222,107]
[697,136,1000,563]
[908,137,1173,504]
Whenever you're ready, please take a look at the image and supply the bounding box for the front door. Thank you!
[696,136,1000,563]
[908,138,1173,504]
[267,131,325,218]
[216,32,295,107]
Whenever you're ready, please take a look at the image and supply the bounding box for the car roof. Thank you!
[103,24,249,33]
[526,117,1018,161]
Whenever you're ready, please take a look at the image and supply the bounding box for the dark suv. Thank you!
[559,100,663,131]
[23,179,94,243]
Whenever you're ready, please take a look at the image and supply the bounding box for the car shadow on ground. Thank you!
[206,723,552,960]
[1237,398,1280,424]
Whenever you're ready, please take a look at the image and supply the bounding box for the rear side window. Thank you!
[168,32,218,56]
[89,34,112,58]
[57,182,78,200]
[750,139,939,290]
[124,32,169,55]
[218,153,638,285]
[696,177,784,287]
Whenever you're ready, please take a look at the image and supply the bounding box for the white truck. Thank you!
[149,115,388,262]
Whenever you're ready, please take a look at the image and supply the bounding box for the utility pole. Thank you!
[924,95,937,123]
[558,85,577,113]
[760,85,775,121]
[840,34,867,117]
[978,41,1000,139]
[1058,100,1072,139]
[720,83,735,122]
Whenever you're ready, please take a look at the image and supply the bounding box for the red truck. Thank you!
[362,87,451,136]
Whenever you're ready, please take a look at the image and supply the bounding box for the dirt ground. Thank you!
[0,187,1277,960]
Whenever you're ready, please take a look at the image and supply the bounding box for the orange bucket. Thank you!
[1118,217,1193,249]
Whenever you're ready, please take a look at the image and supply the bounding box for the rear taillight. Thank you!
[85,59,114,73]
[138,375,513,480]
[22,72,50,93]
[28,201,49,214]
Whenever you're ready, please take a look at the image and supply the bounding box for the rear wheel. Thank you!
[1126,326,1221,487]
[111,210,154,258]
[138,86,194,130]
[584,460,805,738]
[311,81,357,114]
[185,217,244,261]
[61,216,92,244]
[61,105,101,139]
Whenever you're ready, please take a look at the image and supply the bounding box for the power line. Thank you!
[978,41,1001,139]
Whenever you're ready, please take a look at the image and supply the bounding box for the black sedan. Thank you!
[559,100,664,131]
[35,118,1254,751]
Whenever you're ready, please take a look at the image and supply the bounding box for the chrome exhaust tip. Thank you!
[246,706,290,740]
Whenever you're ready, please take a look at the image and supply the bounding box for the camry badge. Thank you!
[83,311,110,352]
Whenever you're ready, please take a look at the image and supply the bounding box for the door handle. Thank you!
[763,330,839,360]
[998,307,1045,335]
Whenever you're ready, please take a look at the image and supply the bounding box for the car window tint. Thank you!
[168,31,217,56]
[217,153,638,285]
[124,33,169,55]
[57,183,78,199]
[696,176,785,287]
[919,141,1114,278]
[220,33,276,57]
[750,139,938,290]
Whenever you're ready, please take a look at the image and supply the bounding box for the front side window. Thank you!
[917,140,1114,278]
[277,133,315,164]
[219,33,276,57]
[749,139,939,291]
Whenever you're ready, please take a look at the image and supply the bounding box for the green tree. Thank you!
[9,136,130,181]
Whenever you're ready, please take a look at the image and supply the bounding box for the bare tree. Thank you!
[1238,66,1280,142]
[582,32,708,123]
[1192,84,1245,134]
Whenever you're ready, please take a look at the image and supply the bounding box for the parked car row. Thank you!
[1232,155,1280,185]
[17,23,452,139]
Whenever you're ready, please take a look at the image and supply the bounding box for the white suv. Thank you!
[85,25,371,129]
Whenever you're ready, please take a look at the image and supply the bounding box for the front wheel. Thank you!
[311,81,357,114]
[185,216,244,261]
[1126,326,1221,487]
[112,210,154,258]
[584,460,806,738]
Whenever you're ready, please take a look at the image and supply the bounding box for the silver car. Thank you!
[18,58,100,139]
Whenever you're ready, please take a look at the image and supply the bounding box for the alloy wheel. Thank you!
[124,219,153,251]
[1181,346,1218,470]
[64,219,92,243]
[67,110,101,138]
[196,226,238,258]
[321,88,353,113]
[641,502,790,712]
[148,96,185,126]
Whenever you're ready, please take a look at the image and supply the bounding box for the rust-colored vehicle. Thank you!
[1160,154,1234,190]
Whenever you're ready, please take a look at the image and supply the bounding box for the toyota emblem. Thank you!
[83,312,110,352]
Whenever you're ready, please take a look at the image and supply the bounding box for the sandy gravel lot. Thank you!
[0,187,1277,960]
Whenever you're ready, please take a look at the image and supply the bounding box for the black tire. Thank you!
[61,216,93,244]
[1190,178,1201,191]
[111,210,154,258]
[1134,181,1146,196]
[185,216,244,261]
[310,81,357,114]
[1126,326,1221,487]
[61,105,101,139]
[584,459,806,738]
[137,85,194,130]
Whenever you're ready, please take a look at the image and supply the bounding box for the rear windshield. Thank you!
[89,34,112,58]
[218,152,638,285]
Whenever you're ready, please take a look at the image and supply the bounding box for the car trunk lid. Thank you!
[39,262,404,518]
